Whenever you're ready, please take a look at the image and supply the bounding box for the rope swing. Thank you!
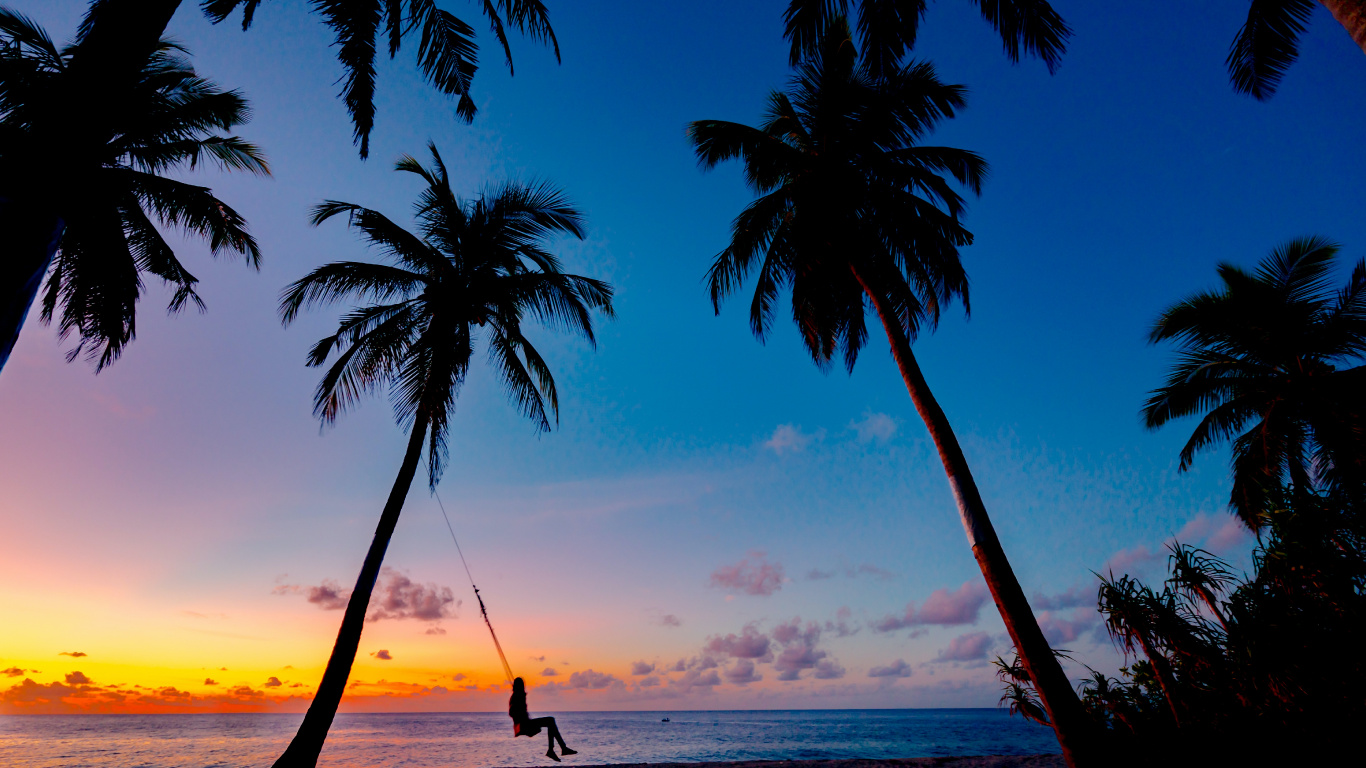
[434,490,516,686]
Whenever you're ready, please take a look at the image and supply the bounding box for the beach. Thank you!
[568,759,1064,768]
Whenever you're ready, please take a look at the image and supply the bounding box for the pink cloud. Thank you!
[709,551,786,596]
[723,659,762,685]
[540,667,558,677]
[371,650,392,661]
[1036,611,1097,646]
[1205,517,1254,555]
[703,625,772,660]
[1031,584,1092,611]
[868,659,913,678]
[934,631,993,662]
[630,661,655,676]
[657,614,682,628]
[873,580,989,632]
[566,670,623,690]
[1104,546,1159,576]
[367,568,459,621]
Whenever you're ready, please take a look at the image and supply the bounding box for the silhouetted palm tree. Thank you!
[276,143,612,768]
[1227,1,1366,100]
[1,0,560,378]
[0,9,267,372]
[1142,237,1366,528]
[687,22,1096,767]
[783,0,1071,76]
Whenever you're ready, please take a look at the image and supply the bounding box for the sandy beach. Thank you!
[556,759,1065,768]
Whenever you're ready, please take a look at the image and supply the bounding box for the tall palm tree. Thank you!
[1142,237,1366,529]
[687,22,1097,767]
[1,0,561,378]
[783,0,1072,77]
[0,9,267,372]
[1227,1,1366,100]
[276,143,612,768]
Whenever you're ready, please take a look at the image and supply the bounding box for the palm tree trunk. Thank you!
[0,200,63,374]
[1321,0,1366,54]
[273,416,429,768]
[1135,635,1183,727]
[850,265,1097,767]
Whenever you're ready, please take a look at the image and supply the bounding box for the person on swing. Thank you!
[510,677,577,761]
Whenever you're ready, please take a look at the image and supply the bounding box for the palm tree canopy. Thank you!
[783,0,1071,76]
[1142,236,1366,527]
[688,20,987,373]
[0,9,268,370]
[280,142,613,485]
[201,0,560,158]
[1227,0,1317,100]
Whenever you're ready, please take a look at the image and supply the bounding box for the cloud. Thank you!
[1205,517,1254,555]
[368,568,459,621]
[868,659,913,678]
[657,614,683,628]
[764,424,822,454]
[425,626,447,635]
[873,580,989,632]
[724,659,762,685]
[2,668,27,677]
[934,632,993,662]
[64,671,91,685]
[630,661,655,676]
[263,677,283,688]
[1104,546,1159,576]
[59,651,87,658]
[806,568,835,580]
[670,668,721,692]
[204,679,217,686]
[823,605,859,637]
[1037,611,1099,645]
[845,563,896,581]
[566,670,623,690]
[637,675,661,688]
[709,551,786,596]
[372,650,392,661]
[770,618,838,682]
[703,625,772,660]
[813,659,846,679]
[1032,584,1092,611]
[851,411,897,443]
[541,667,558,677]
[670,659,687,673]
[530,655,546,662]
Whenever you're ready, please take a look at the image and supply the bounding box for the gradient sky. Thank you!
[2,0,1364,715]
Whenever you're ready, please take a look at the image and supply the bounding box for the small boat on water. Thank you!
[661,717,670,722]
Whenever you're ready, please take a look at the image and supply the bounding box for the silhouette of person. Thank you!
[509,677,577,761]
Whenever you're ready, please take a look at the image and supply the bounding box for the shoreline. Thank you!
[513,759,1065,768]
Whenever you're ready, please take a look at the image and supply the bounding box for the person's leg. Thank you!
[548,717,575,754]
[526,718,560,759]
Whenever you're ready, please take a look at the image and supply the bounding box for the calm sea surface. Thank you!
[0,710,1060,767]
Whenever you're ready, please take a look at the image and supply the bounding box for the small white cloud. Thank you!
[763,424,821,454]
[850,411,897,443]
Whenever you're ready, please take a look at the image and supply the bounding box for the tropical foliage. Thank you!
[1142,237,1366,528]
[783,0,1071,76]
[275,142,612,767]
[203,0,561,157]
[1227,0,1366,100]
[688,18,1098,767]
[0,8,267,370]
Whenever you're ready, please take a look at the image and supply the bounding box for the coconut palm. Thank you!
[1,0,560,378]
[275,143,612,768]
[783,0,1071,77]
[1227,1,1366,100]
[1141,237,1366,529]
[687,21,1096,767]
[0,9,267,372]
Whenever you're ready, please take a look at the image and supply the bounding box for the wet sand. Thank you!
[557,754,1065,759]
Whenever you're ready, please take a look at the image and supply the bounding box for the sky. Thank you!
[1,0,1364,715]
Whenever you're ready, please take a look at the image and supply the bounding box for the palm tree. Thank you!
[275,143,612,768]
[1,0,561,378]
[0,9,267,372]
[687,22,1097,767]
[1227,1,1366,100]
[1142,237,1366,529]
[783,0,1072,77]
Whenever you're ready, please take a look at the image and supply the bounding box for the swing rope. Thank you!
[434,489,516,686]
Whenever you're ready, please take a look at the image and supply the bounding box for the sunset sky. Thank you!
[2,1,1364,715]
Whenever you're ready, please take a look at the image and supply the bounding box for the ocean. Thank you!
[0,709,1061,767]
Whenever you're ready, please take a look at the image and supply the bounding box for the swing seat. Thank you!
[514,720,542,738]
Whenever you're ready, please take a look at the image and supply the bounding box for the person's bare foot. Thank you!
[561,748,578,756]
[546,750,561,762]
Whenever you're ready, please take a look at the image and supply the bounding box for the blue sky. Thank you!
[2,1,1364,712]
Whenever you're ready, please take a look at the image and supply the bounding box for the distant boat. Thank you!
[661,717,670,722]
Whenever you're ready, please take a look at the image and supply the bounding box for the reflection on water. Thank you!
[0,709,1059,768]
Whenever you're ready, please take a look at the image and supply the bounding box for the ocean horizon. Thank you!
[1,709,1061,768]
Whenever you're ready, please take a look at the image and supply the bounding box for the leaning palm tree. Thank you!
[687,21,1096,767]
[783,0,1072,77]
[1,0,560,378]
[1142,237,1366,529]
[0,9,267,372]
[1227,1,1366,100]
[276,143,612,768]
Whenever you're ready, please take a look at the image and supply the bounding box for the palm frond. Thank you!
[1227,0,1316,100]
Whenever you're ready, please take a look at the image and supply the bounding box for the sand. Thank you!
[559,759,1065,768]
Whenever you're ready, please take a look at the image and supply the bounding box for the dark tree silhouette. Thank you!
[0,8,267,372]
[1142,236,1366,528]
[276,143,612,768]
[1227,1,1366,100]
[687,21,1096,768]
[783,0,1071,77]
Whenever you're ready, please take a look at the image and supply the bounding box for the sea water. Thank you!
[0,709,1060,767]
